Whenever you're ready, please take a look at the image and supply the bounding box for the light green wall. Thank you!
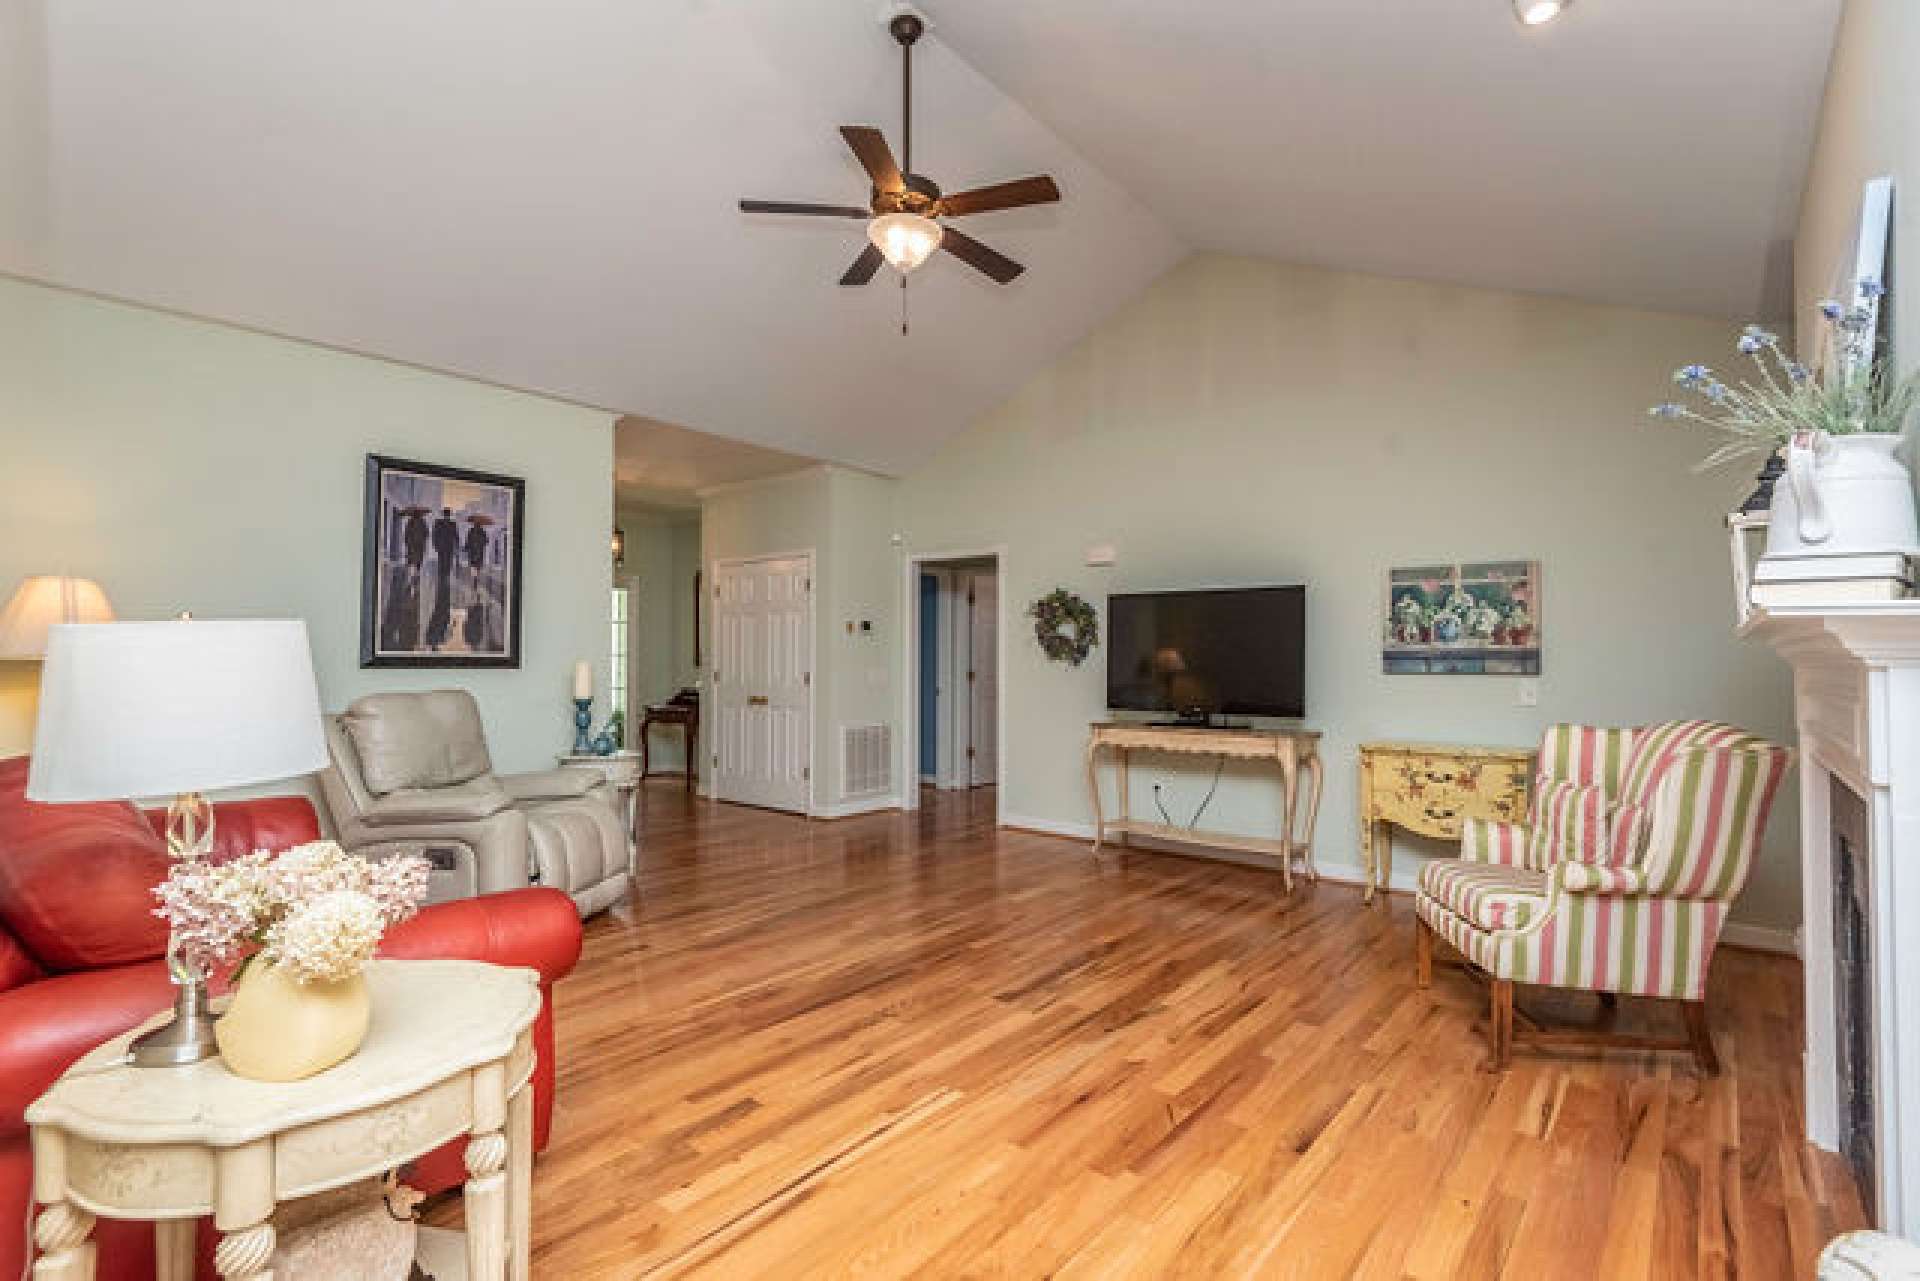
[1796,0,1919,382]
[822,465,899,803]
[700,466,831,804]
[892,253,1802,932]
[0,276,614,779]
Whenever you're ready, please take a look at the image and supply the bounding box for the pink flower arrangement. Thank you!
[153,842,429,984]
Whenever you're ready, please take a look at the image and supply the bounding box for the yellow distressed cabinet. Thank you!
[1357,741,1533,903]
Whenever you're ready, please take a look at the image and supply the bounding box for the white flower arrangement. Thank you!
[153,841,429,985]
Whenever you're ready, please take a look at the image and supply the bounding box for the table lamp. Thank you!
[0,576,115,658]
[27,620,329,1067]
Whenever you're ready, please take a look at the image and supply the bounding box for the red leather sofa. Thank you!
[0,756,582,1280]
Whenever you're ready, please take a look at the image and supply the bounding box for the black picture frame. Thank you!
[360,454,526,668]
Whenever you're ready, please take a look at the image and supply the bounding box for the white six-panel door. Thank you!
[712,554,812,813]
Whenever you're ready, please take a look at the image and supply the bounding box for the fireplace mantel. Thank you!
[1743,601,1920,1231]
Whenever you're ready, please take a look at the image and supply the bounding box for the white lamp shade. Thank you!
[27,620,329,802]
[0,577,115,659]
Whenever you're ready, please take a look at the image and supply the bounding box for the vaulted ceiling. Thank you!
[925,0,1841,323]
[3,1,1839,475]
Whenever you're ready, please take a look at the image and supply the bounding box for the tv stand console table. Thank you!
[1085,722,1324,891]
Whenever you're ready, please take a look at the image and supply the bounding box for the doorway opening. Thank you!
[907,554,1001,809]
[608,503,704,780]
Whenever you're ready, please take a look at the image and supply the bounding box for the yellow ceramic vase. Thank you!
[215,960,371,1082]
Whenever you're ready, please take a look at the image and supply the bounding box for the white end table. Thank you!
[25,959,541,1281]
[557,750,642,865]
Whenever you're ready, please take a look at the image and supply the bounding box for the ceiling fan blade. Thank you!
[840,126,904,193]
[940,226,1024,284]
[936,175,1061,218]
[839,243,884,287]
[739,199,871,219]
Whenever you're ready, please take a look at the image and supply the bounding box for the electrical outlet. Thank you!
[1516,679,1539,708]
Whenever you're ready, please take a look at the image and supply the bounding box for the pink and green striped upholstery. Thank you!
[1420,860,1545,931]
[1458,724,1637,874]
[1537,723,1635,799]
[1525,779,1608,868]
[1417,721,1790,1000]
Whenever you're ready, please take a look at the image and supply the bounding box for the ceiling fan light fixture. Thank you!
[1515,0,1570,25]
[868,211,942,275]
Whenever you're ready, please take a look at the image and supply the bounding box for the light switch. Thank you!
[1085,544,1116,567]
[1516,679,1539,708]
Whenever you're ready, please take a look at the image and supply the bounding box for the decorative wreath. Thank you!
[1028,588,1099,666]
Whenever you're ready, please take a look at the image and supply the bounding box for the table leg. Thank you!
[1277,752,1295,894]
[686,721,699,792]
[212,1223,275,1281]
[626,784,641,868]
[507,1085,534,1281]
[1360,796,1377,904]
[32,1200,95,1280]
[1085,739,1105,854]
[155,1220,195,1281]
[465,1128,510,1281]
[1376,822,1394,900]
[1297,750,1323,882]
[638,716,652,781]
[1116,747,1129,848]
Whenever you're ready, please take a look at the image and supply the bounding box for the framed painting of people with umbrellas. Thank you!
[361,454,525,668]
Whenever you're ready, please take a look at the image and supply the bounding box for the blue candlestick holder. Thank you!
[572,697,593,755]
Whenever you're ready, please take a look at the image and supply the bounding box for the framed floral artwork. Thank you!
[1382,560,1540,675]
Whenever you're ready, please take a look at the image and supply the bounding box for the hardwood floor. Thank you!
[473,782,1865,1277]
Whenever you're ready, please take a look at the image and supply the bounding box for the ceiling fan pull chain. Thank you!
[901,275,910,336]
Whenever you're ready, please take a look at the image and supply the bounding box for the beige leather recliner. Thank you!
[317,690,630,917]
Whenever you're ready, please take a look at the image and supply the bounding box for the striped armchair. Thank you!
[1414,720,1791,1072]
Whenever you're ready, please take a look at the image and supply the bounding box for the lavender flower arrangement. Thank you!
[1649,279,1920,469]
[154,842,430,985]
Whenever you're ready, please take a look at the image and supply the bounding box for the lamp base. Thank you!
[130,979,219,1067]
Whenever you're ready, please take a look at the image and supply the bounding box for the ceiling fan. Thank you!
[738,10,1061,289]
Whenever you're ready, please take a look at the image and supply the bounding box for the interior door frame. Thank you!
[709,548,816,815]
[900,545,1006,825]
[964,567,998,789]
[918,567,960,788]
[615,572,642,751]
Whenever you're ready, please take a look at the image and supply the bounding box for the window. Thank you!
[609,586,631,744]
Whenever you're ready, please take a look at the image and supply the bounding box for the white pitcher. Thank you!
[1766,430,1920,558]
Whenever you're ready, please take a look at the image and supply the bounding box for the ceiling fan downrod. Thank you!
[892,12,923,178]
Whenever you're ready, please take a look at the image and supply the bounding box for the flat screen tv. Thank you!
[1106,586,1305,720]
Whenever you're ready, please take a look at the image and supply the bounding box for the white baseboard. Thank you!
[1721,921,1800,955]
[999,813,1414,892]
[999,813,1801,944]
[812,795,901,820]
[1000,812,1094,840]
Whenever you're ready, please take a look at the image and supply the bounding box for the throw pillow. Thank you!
[0,755,170,971]
[1605,800,1653,868]
[1525,778,1608,868]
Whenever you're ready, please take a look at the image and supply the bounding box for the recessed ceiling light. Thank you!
[1516,0,1571,25]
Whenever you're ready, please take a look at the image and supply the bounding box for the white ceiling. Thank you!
[1,1,1182,475]
[614,415,812,511]
[3,1,1841,473]
[924,0,1840,321]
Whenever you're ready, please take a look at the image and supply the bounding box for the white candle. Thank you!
[572,659,592,702]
